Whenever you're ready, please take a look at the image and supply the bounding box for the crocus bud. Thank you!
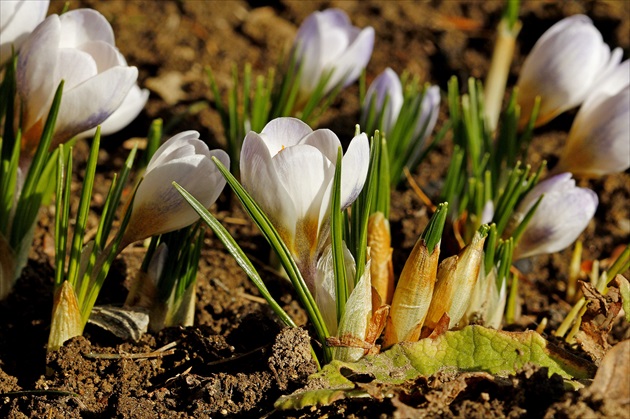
[367,212,394,305]
[123,131,229,245]
[383,238,440,348]
[17,9,139,155]
[516,15,617,128]
[410,85,441,159]
[240,117,370,290]
[513,173,598,259]
[362,68,403,134]
[79,82,150,138]
[423,229,487,331]
[555,74,630,176]
[293,8,374,97]
[0,0,49,65]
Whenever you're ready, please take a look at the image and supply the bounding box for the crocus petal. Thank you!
[55,48,98,90]
[340,133,370,209]
[326,26,374,92]
[17,14,60,129]
[79,84,149,138]
[272,144,334,224]
[147,131,206,171]
[128,156,216,240]
[0,0,49,65]
[77,40,127,71]
[259,117,313,156]
[516,15,611,127]
[301,128,342,166]
[240,132,298,244]
[58,9,115,48]
[556,86,630,176]
[124,131,228,244]
[52,66,137,146]
[514,173,598,259]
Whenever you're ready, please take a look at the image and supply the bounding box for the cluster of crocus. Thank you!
[16,8,148,157]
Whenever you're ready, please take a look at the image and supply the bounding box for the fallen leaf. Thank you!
[275,325,595,410]
[589,340,630,405]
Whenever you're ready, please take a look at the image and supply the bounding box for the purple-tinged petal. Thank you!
[52,66,137,146]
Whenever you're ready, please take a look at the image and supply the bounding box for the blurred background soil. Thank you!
[0,1,628,417]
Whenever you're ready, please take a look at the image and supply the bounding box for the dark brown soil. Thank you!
[1,1,628,418]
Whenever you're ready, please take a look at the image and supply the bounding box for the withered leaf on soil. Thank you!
[275,325,596,410]
[574,279,623,364]
[589,340,630,405]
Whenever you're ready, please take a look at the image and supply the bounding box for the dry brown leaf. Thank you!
[589,340,630,405]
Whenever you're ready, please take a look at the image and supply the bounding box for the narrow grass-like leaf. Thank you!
[331,148,347,322]
[210,156,332,361]
[174,182,297,329]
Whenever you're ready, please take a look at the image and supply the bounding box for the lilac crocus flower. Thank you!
[513,173,598,259]
[293,8,374,97]
[516,15,620,128]
[17,9,138,155]
[555,61,630,177]
[362,68,403,134]
[123,131,229,245]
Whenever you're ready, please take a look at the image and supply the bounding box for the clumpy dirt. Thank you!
[1,0,629,418]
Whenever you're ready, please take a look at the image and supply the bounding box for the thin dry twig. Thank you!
[404,167,436,212]
[84,340,178,360]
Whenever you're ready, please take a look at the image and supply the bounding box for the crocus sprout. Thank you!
[17,9,139,156]
[122,131,229,246]
[0,0,49,65]
[555,75,630,177]
[240,117,370,291]
[293,8,374,98]
[513,173,598,260]
[516,15,620,129]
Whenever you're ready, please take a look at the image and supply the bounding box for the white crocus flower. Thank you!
[17,9,138,155]
[555,61,630,177]
[0,0,49,65]
[516,15,619,128]
[293,8,374,97]
[362,68,403,134]
[409,85,441,160]
[513,173,598,260]
[123,131,229,245]
[240,117,370,290]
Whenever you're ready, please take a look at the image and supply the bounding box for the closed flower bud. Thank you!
[513,173,598,259]
[123,131,229,245]
[383,238,440,348]
[516,15,618,128]
[424,230,487,332]
[362,68,403,134]
[0,0,49,65]
[293,8,374,97]
[17,9,139,154]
